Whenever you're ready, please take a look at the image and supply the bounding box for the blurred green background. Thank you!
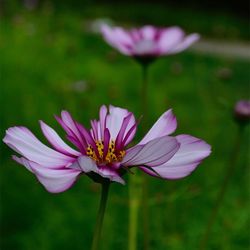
[0,1,249,250]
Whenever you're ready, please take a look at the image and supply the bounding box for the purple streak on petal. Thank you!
[99,105,108,139]
[40,121,81,157]
[115,113,133,150]
[66,135,86,154]
[122,136,180,167]
[3,127,74,168]
[90,120,99,141]
[61,111,86,145]
[103,128,111,159]
[106,105,136,141]
[56,111,87,151]
[140,109,177,145]
[140,134,211,179]
[121,122,137,147]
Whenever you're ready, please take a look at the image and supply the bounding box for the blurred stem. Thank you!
[141,64,150,250]
[200,125,245,250]
[128,169,142,250]
[128,64,150,250]
[91,180,110,250]
[142,64,149,124]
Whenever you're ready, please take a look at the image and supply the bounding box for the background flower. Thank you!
[101,25,200,60]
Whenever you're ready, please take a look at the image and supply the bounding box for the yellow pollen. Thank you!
[86,140,126,164]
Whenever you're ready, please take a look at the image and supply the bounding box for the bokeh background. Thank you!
[0,1,249,249]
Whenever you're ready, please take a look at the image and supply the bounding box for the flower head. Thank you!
[101,25,199,64]
[234,100,250,124]
[3,105,211,193]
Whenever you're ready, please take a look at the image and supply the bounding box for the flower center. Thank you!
[134,40,156,54]
[86,140,126,164]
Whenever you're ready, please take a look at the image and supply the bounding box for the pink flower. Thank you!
[234,100,250,124]
[101,25,199,63]
[3,105,211,193]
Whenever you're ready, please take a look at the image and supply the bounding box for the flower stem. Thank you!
[142,64,149,124]
[200,125,245,250]
[91,180,110,250]
[141,64,150,250]
[128,169,142,250]
[128,64,150,250]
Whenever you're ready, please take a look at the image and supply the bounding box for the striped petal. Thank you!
[3,127,74,168]
[140,135,211,179]
[122,135,180,167]
[13,156,81,193]
[140,109,177,145]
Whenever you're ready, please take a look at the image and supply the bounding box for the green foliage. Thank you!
[0,5,249,250]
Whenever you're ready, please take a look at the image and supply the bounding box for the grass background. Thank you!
[0,2,249,250]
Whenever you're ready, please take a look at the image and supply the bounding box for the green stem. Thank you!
[141,64,150,250]
[128,64,150,250]
[142,64,149,124]
[128,170,142,250]
[91,180,110,250]
[200,126,245,250]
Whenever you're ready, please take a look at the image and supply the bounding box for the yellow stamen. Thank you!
[86,140,126,164]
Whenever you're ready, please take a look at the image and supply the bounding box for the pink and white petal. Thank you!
[3,127,74,168]
[70,155,98,173]
[140,25,157,40]
[140,162,200,179]
[12,155,34,172]
[101,25,133,55]
[40,121,81,157]
[169,33,200,54]
[122,135,180,167]
[60,111,86,147]
[106,105,136,141]
[70,156,125,184]
[97,166,125,185]
[13,156,81,193]
[157,27,184,53]
[140,109,177,145]
[99,105,108,139]
[140,134,211,179]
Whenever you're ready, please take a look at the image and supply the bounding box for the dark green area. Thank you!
[1,3,249,250]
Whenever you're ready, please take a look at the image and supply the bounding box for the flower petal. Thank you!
[3,127,74,168]
[70,155,98,172]
[71,156,125,184]
[169,33,200,54]
[13,156,81,193]
[106,105,136,142]
[157,27,184,53]
[140,134,211,179]
[40,121,81,157]
[122,135,180,167]
[101,25,133,55]
[140,25,157,40]
[140,109,177,145]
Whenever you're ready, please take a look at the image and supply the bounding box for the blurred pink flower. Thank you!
[101,25,199,63]
[3,105,210,193]
[234,100,250,123]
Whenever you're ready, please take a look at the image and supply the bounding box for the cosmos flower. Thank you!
[234,100,250,124]
[3,105,211,193]
[101,25,199,64]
